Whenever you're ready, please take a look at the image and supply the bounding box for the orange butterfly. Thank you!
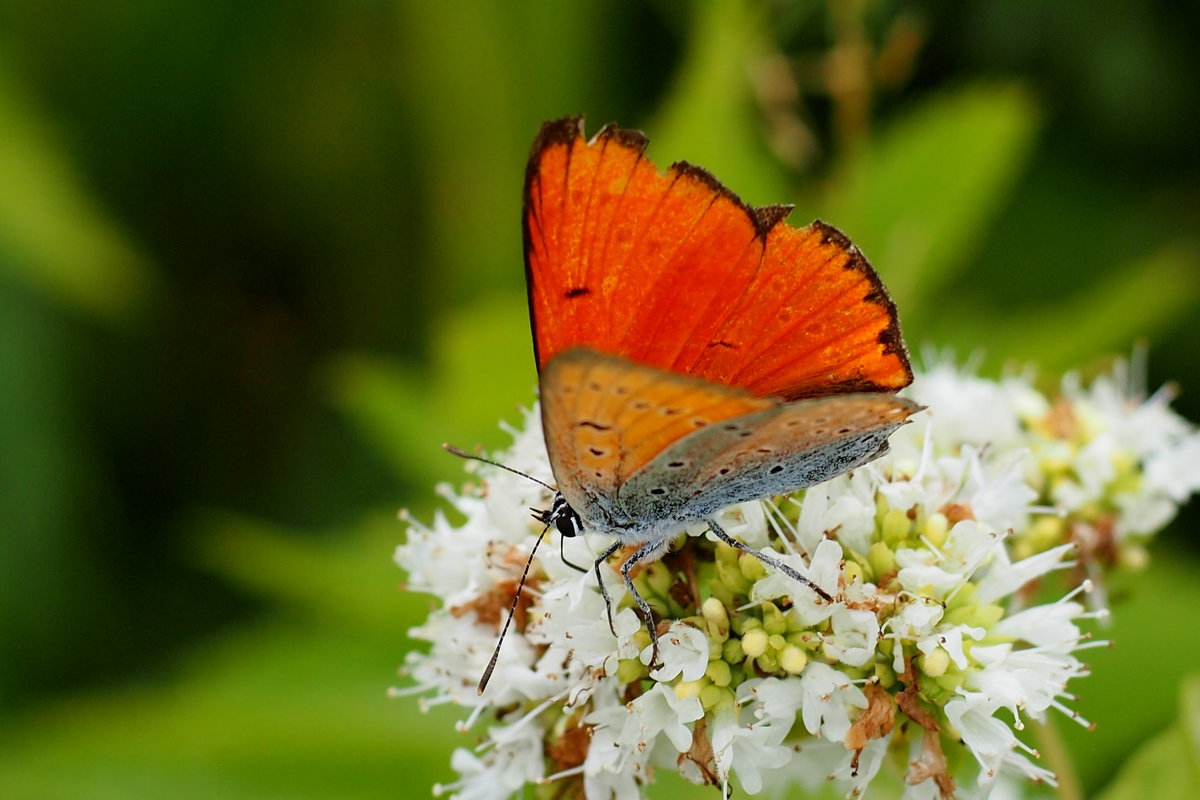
[480,116,918,691]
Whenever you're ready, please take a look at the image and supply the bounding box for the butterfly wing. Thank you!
[539,347,776,529]
[524,116,912,401]
[619,392,920,523]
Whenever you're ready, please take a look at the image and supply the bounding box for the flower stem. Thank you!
[1032,718,1083,800]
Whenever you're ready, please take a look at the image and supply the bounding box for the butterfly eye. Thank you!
[555,513,581,538]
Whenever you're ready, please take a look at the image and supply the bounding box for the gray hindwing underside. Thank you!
[617,395,916,523]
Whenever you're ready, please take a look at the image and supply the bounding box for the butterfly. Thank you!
[476,116,918,692]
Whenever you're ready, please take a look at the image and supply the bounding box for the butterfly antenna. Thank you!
[443,444,556,493]
[477,521,550,695]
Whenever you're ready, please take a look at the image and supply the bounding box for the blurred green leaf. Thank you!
[1057,550,1200,792]
[0,58,152,322]
[0,624,462,799]
[651,0,789,205]
[821,83,1039,315]
[1095,677,1200,800]
[398,0,608,304]
[190,510,406,634]
[327,293,535,487]
[934,242,1200,373]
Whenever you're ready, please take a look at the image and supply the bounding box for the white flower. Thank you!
[904,360,1028,451]
[583,682,703,798]
[896,520,1001,596]
[709,705,795,794]
[976,543,1074,604]
[752,538,843,625]
[436,723,545,800]
[796,662,868,742]
[399,357,1198,800]
[823,606,880,667]
[644,622,710,682]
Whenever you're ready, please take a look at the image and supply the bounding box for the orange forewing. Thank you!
[524,116,912,401]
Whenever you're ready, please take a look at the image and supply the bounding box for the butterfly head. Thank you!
[532,492,584,539]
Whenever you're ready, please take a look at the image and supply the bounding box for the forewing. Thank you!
[618,394,920,522]
[524,116,912,400]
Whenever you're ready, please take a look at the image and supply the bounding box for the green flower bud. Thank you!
[741,628,769,658]
[780,645,808,674]
[919,646,950,678]
[882,507,912,544]
[616,658,645,684]
[761,603,787,635]
[924,512,949,548]
[868,541,897,578]
[739,552,767,582]
[705,659,733,687]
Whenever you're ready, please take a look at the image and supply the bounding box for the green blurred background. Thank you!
[0,0,1197,797]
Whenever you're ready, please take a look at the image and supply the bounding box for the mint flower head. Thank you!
[395,359,1200,800]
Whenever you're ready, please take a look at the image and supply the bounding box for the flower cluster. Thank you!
[395,359,1200,800]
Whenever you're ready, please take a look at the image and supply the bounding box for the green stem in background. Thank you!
[1033,717,1083,800]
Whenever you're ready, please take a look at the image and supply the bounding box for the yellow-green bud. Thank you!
[761,603,787,635]
[616,658,645,684]
[674,680,703,700]
[706,659,732,687]
[700,684,733,712]
[924,512,949,548]
[780,645,808,674]
[716,557,751,594]
[882,507,912,544]
[741,628,769,658]
[874,660,896,689]
[919,647,950,678]
[702,597,729,626]
[739,552,767,582]
[645,562,674,596]
[868,541,897,578]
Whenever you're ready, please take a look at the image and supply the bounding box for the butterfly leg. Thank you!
[592,540,623,636]
[619,539,670,672]
[707,518,834,603]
